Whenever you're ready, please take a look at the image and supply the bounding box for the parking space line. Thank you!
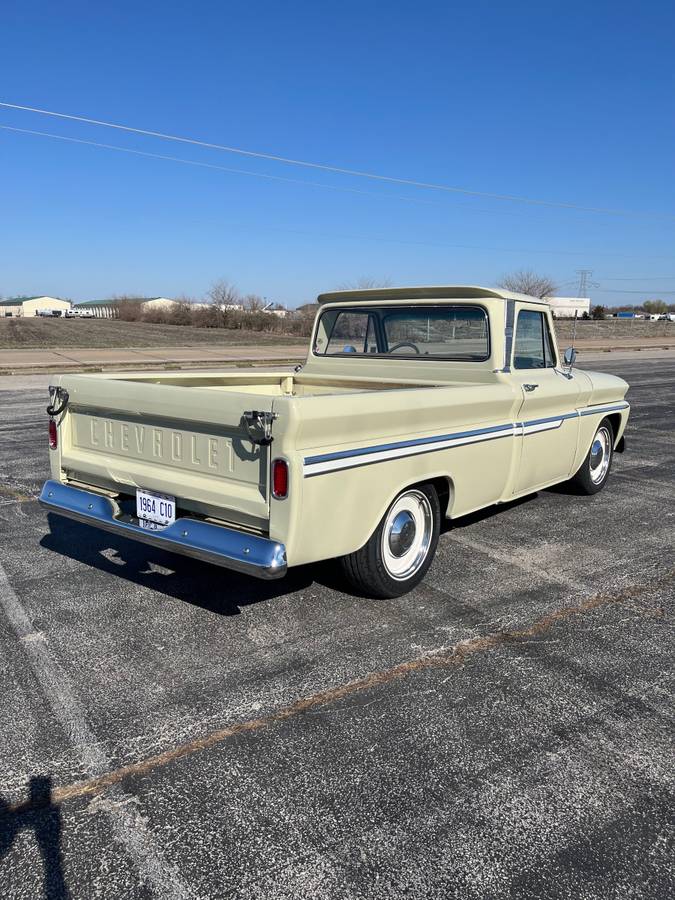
[0,560,197,900]
[6,565,672,818]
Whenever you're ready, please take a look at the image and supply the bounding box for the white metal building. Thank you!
[75,297,178,318]
[545,297,591,318]
[0,296,72,317]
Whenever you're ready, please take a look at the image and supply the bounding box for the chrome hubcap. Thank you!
[590,426,611,484]
[381,490,433,581]
[388,510,417,557]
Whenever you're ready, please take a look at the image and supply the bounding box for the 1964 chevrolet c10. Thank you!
[40,286,630,597]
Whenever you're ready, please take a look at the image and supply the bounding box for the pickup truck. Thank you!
[40,286,630,598]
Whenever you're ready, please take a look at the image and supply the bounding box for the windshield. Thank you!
[314,305,490,361]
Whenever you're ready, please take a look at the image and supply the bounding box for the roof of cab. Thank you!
[317,285,549,306]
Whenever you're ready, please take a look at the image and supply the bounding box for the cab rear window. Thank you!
[315,305,490,360]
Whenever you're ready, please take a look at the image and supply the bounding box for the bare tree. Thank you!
[208,279,240,308]
[337,276,392,290]
[497,269,557,299]
[241,293,266,312]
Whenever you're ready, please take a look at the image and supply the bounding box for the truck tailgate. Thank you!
[56,375,272,526]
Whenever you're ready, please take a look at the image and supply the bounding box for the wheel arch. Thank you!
[366,472,454,547]
[606,412,622,446]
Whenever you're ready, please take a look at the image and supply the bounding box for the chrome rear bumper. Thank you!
[39,480,287,580]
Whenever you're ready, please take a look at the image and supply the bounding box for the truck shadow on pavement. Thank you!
[440,493,537,532]
[0,776,70,900]
[39,498,542,609]
[40,514,331,614]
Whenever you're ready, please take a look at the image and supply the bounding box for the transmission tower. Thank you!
[575,269,598,297]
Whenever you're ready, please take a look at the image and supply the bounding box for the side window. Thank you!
[325,312,370,354]
[514,310,555,369]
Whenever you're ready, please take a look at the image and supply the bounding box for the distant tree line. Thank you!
[113,281,319,336]
[109,276,394,336]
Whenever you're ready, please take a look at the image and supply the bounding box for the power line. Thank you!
[203,220,675,261]
[597,274,675,281]
[1,125,652,230]
[594,288,675,294]
[0,125,445,209]
[1,123,673,260]
[2,100,675,221]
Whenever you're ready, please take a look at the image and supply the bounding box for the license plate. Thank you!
[136,489,176,528]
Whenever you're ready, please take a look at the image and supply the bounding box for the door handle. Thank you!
[523,383,539,392]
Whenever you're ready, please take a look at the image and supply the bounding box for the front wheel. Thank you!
[339,484,441,598]
[568,417,614,495]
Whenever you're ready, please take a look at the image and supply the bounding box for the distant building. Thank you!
[75,297,178,318]
[0,296,72,317]
[545,297,591,318]
[262,302,288,317]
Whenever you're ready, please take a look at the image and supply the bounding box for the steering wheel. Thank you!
[388,341,420,354]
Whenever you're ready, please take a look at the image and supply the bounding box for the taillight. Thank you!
[272,458,288,499]
[48,418,58,450]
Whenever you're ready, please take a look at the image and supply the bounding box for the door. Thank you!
[511,307,581,493]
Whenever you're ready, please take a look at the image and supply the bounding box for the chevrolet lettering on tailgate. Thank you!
[77,417,237,475]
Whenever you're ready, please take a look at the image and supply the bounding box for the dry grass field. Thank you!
[0,317,301,350]
[1,315,673,354]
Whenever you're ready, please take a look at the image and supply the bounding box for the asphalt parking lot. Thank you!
[0,356,673,900]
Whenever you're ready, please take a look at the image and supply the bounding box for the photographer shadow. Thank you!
[0,776,69,900]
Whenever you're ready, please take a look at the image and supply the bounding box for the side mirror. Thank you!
[563,347,577,367]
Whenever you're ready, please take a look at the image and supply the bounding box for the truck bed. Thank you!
[112,371,445,396]
[50,370,483,537]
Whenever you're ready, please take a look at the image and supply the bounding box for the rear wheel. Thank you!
[568,417,614,495]
[339,484,441,598]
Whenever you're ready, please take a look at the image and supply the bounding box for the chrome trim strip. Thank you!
[521,419,563,435]
[304,422,515,466]
[579,402,630,416]
[303,401,630,477]
[39,480,287,580]
[304,426,515,477]
[503,298,515,372]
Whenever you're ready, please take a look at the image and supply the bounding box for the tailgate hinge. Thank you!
[242,410,277,445]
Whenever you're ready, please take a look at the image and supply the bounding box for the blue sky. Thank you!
[1,0,673,307]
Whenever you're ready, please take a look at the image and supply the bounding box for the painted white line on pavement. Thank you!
[0,560,196,900]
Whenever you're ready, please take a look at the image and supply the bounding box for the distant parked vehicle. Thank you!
[64,309,79,318]
[75,308,95,318]
[36,309,64,317]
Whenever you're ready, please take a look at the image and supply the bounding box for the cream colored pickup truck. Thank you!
[40,286,630,597]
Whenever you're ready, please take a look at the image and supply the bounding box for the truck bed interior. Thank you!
[111,373,445,397]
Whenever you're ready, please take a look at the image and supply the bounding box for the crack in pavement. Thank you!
[4,565,673,818]
[0,483,35,503]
